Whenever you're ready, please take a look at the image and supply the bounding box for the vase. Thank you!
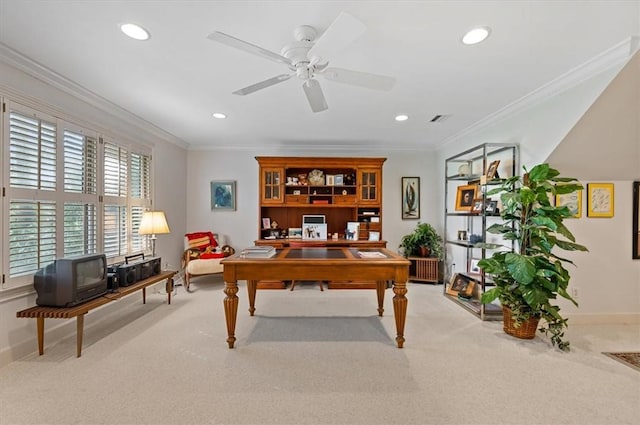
[502,306,540,339]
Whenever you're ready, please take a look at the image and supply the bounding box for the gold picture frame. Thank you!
[555,188,582,218]
[587,183,614,218]
[455,184,478,211]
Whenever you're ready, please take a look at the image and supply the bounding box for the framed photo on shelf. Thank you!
[486,160,500,179]
[485,199,499,215]
[468,258,482,274]
[346,222,360,240]
[470,198,484,214]
[555,188,582,218]
[368,231,380,241]
[455,184,478,211]
[262,218,271,229]
[211,180,236,210]
[288,227,302,239]
[446,273,476,297]
[587,183,614,218]
[334,174,344,186]
[325,175,335,186]
[402,177,420,219]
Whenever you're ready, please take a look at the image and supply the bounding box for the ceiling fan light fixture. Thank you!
[120,23,150,41]
[212,112,227,119]
[462,26,491,45]
[395,114,409,122]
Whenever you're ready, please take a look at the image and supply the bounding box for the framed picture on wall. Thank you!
[402,177,420,219]
[555,188,582,218]
[211,180,236,210]
[587,183,614,218]
[633,181,639,259]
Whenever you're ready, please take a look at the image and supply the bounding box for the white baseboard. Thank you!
[566,313,640,325]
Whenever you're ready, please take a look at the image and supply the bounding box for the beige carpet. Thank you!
[1,277,639,425]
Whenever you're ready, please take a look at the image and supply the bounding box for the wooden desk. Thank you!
[16,270,176,357]
[221,248,410,349]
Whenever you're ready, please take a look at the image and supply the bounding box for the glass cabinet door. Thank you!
[358,169,380,204]
[261,168,283,204]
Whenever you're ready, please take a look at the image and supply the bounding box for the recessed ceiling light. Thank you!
[212,112,227,119]
[120,23,150,41]
[462,26,491,45]
[395,114,409,122]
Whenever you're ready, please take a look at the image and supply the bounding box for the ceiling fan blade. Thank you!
[302,79,328,113]
[321,67,395,91]
[207,31,292,67]
[232,74,293,96]
[307,12,366,63]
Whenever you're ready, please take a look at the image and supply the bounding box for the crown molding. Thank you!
[441,36,640,148]
[0,42,188,149]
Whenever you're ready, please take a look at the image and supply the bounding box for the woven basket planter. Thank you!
[502,306,540,339]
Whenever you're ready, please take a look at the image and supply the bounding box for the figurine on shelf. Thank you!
[271,220,279,229]
[297,173,308,185]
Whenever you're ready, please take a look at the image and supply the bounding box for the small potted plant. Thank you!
[478,164,588,351]
[399,222,444,259]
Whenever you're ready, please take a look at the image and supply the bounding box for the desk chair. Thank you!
[288,240,326,291]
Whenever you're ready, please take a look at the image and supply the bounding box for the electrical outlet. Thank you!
[571,287,579,298]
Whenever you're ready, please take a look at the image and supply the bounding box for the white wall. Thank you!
[186,148,440,255]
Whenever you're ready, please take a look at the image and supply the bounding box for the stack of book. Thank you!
[240,245,276,258]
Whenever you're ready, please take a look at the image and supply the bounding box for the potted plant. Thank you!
[399,222,444,259]
[478,163,588,351]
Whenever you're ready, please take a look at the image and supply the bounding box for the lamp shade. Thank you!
[139,211,170,235]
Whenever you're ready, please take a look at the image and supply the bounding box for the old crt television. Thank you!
[34,253,108,307]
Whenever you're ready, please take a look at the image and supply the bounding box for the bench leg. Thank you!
[142,287,146,304]
[37,317,45,355]
[166,277,173,304]
[76,314,85,357]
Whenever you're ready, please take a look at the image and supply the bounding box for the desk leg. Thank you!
[247,280,257,316]
[392,280,408,348]
[76,314,85,357]
[224,280,239,348]
[376,280,386,316]
[166,277,173,305]
[37,317,45,355]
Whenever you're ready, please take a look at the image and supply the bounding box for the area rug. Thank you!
[603,352,640,371]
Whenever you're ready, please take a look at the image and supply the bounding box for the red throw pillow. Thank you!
[185,231,218,250]
[200,252,225,259]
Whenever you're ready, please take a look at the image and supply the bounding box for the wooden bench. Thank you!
[17,270,177,357]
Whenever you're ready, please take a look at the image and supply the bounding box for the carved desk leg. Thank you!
[376,280,386,316]
[247,279,257,316]
[224,280,239,348]
[392,280,408,348]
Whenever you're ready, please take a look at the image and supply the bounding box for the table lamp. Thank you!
[139,211,170,257]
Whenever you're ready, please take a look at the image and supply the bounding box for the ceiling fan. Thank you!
[207,12,395,113]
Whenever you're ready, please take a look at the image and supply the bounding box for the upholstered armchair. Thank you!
[182,232,234,291]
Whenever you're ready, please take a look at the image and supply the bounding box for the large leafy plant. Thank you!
[478,163,588,351]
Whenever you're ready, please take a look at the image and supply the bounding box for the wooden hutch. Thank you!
[255,157,386,288]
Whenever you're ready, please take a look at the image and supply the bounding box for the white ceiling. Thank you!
[0,1,638,151]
